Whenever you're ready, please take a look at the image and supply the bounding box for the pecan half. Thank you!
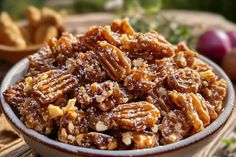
[3,81,27,108]
[96,41,131,81]
[48,32,77,57]
[31,70,78,104]
[170,91,211,133]
[113,101,160,131]
[27,47,57,76]
[120,32,174,61]
[167,68,201,93]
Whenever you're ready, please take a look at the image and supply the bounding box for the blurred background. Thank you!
[1,0,236,22]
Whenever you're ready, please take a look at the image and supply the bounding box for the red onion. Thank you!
[227,31,236,48]
[197,29,232,61]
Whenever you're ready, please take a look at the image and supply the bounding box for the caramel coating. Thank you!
[3,18,227,150]
[113,101,160,131]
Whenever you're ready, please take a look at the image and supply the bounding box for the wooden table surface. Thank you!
[0,11,236,157]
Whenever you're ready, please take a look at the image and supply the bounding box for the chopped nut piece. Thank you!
[75,81,130,111]
[96,121,108,132]
[133,132,157,149]
[23,77,33,92]
[122,131,157,149]
[58,109,88,144]
[62,99,76,113]
[122,132,133,146]
[151,124,159,133]
[48,104,63,119]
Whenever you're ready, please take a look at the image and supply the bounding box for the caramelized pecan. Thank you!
[31,70,78,104]
[96,41,131,81]
[111,18,135,36]
[167,68,201,93]
[170,91,211,133]
[113,101,160,131]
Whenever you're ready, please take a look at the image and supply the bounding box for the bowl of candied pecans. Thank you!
[0,19,235,157]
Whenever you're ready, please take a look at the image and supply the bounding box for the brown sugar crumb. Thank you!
[3,18,227,150]
[74,80,129,111]
[160,110,191,144]
[58,99,88,144]
[65,51,106,85]
[20,98,53,135]
[76,132,117,150]
[86,107,113,132]
[121,131,157,149]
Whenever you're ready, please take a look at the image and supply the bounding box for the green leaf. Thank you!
[139,0,162,15]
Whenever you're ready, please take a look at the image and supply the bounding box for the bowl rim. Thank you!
[0,55,235,157]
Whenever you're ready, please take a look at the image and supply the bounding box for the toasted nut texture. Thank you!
[113,101,160,131]
[3,18,227,150]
